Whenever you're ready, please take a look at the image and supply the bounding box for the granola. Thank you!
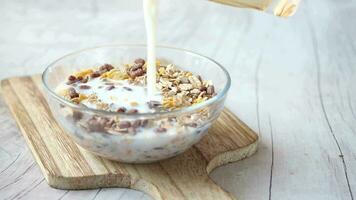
[57,58,215,113]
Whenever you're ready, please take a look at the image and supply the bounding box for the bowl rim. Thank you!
[42,44,231,118]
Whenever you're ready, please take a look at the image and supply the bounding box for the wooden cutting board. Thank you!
[1,75,258,200]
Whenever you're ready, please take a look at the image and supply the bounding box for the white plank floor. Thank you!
[0,0,355,199]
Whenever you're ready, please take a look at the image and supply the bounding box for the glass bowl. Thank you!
[42,45,231,163]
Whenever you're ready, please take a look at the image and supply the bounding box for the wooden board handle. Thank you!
[129,148,238,200]
[210,0,301,17]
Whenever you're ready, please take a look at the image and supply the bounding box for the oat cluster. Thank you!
[156,63,215,109]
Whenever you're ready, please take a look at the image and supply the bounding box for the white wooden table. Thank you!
[0,0,355,199]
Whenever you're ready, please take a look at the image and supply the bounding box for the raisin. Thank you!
[99,64,114,72]
[68,75,76,81]
[68,88,79,99]
[129,68,144,78]
[117,107,127,113]
[127,109,138,114]
[80,76,89,83]
[67,75,77,85]
[128,63,145,78]
[131,64,142,71]
[73,110,83,121]
[87,116,110,132]
[200,86,207,91]
[77,76,83,81]
[134,58,145,66]
[91,71,101,78]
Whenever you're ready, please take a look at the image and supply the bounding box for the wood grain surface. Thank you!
[0,0,355,199]
[0,75,258,200]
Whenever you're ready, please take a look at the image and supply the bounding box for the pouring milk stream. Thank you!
[143,0,158,98]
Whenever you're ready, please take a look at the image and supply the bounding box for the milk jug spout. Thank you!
[210,0,301,17]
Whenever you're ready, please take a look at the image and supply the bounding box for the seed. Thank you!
[107,85,115,90]
[155,127,167,133]
[79,85,91,90]
[197,75,202,82]
[123,86,132,91]
[147,100,161,109]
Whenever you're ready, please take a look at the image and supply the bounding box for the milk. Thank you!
[76,79,163,113]
[143,0,157,97]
